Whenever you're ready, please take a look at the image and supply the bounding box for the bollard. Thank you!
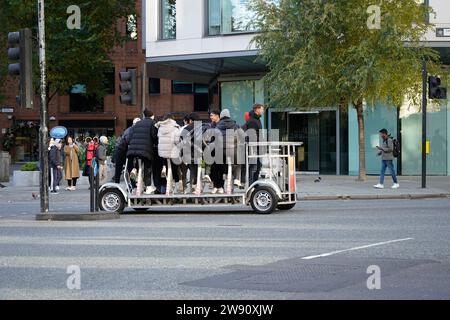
[95,168,100,212]
[89,166,95,212]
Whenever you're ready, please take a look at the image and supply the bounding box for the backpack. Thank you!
[392,138,400,158]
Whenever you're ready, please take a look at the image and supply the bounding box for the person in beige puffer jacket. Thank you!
[155,114,182,192]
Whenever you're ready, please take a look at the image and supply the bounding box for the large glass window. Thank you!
[208,0,257,35]
[161,0,176,39]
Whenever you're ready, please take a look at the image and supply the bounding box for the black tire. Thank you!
[250,186,278,214]
[277,203,296,211]
[99,188,125,213]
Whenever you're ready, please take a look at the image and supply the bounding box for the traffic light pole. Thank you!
[38,0,49,212]
[421,59,427,189]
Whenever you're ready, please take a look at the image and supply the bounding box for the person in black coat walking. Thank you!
[126,108,158,194]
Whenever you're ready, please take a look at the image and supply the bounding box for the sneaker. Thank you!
[202,175,212,184]
[373,184,384,189]
[144,186,156,195]
[217,188,225,194]
[391,183,400,189]
[55,186,60,191]
[70,186,77,191]
[211,188,218,194]
[130,168,137,180]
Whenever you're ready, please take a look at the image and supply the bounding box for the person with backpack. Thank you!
[374,128,400,189]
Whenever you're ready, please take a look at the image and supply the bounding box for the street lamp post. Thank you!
[38,0,49,212]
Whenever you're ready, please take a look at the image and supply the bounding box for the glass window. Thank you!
[172,81,193,94]
[161,0,176,39]
[69,84,104,112]
[208,0,257,35]
[149,78,161,94]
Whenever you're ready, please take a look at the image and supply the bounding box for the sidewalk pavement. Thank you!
[1,175,449,204]
[297,175,450,200]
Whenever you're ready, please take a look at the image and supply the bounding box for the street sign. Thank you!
[1,107,14,113]
[50,126,68,139]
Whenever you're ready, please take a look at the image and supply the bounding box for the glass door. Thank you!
[288,112,320,173]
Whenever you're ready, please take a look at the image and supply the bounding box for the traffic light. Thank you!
[428,76,447,100]
[7,28,33,109]
[119,69,137,106]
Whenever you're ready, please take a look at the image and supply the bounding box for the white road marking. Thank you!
[301,238,414,260]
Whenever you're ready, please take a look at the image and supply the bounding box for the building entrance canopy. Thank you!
[146,51,266,84]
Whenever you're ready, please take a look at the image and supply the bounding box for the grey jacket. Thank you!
[379,138,394,160]
[97,144,108,164]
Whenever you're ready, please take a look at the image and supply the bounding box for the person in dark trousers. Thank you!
[127,108,158,194]
[112,118,140,183]
[181,112,202,192]
[210,109,239,194]
[374,128,399,189]
[242,103,265,185]
[48,139,62,194]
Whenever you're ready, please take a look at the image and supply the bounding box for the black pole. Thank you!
[90,166,94,212]
[421,59,427,189]
[95,167,100,212]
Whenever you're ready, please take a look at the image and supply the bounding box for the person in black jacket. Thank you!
[243,104,265,184]
[209,109,239,194]
[112,118,140,183]
[126,109,158,194]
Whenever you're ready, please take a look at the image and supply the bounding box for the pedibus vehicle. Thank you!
[98,142,301,215]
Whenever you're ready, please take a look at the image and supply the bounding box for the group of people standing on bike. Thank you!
[112,104,265,195]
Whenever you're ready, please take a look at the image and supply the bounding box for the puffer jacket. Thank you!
[127,118,157,160]
[216,117,240,162]
[155,118,181,159]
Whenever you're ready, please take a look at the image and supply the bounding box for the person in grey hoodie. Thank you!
[374,128,399,189]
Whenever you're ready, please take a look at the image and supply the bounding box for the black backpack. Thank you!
[392,138,400,158]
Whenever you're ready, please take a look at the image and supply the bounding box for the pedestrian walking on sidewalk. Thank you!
[374,128,399,189]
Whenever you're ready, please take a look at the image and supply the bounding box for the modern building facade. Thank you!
[145,0,450,176]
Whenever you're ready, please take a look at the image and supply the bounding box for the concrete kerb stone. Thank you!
[298,193,450,201]
[35,212,120,221]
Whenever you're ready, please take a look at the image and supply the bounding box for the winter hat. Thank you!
[220,109,231,119]
[133,118,141,125]
[100,136,108,144]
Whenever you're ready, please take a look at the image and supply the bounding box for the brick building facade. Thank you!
[0,0,217,163]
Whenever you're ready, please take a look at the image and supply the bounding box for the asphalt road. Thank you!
[0,198,449,299]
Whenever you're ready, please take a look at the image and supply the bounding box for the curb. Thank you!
[35,212,120,221]
[298,193,450,201]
